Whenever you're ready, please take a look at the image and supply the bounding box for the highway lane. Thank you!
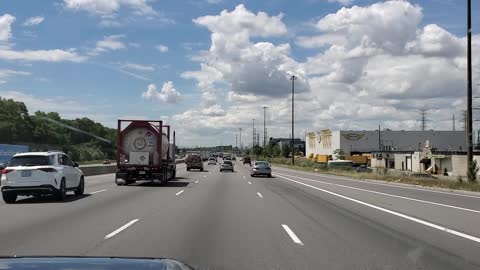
[0,161,479,269]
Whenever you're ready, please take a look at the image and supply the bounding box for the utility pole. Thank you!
[453,114,456,131]
[418,109,430,131]
[252,119,256,148]
[460,110,467,131]
[239,128,243,150]
[263,106,268,149]
[467,0,473,173]
[290,75,296,165]
[235,134,238,149]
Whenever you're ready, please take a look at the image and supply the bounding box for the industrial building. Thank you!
[305,130,466,157]
[269,138,305,154]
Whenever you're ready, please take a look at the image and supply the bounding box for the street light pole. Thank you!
[239,128,243,151]
[252,119,256,148]
[467,0,473,176]
[290,75,296,165]
[263,106,267,149]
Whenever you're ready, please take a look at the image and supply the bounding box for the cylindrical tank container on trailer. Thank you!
[115,120,176,185]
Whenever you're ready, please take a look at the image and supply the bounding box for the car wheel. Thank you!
[2,192,17,204]
[267,174,272,178]
[200,168,203,172]
[56,179,67,201]
[187,168,190,171]
[251,174,254,177]
[74,176,84,196]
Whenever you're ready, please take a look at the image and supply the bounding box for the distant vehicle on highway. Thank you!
[220,161,234,172]
[185,154,204,171]
[243,157,251,165]
[251,161,272,177]
[207,158,217,165]
[1,151,84,203]
[102,159,111,164]
[231,156,236,161]
[223,156,231,161]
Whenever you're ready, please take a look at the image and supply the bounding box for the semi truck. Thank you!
[115,120,176,185]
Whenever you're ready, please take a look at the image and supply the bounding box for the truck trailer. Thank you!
[115,120,176,185]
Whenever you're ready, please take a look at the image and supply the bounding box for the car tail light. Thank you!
[38,168,57,173]
[1,169,14,174]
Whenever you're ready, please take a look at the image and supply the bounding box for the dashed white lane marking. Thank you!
[282,224,304,246]
[204,175,207,178]
[176,190,185,196]
[195,180,199,184]
[273,167,480,199]
[243,176,246,179]
[275,174,480,244]
[248,182,252,185]
[104,219,139,239]
[274,172,480,214]
[257,192,263,198]
[90,189,107,194]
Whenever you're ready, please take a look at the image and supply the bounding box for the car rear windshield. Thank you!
[255,162,269,167]
[223,161,232,165]
[9,156,51,166]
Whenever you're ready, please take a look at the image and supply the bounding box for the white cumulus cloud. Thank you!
[0,14,16,42]
[142,82,182,103]
[63,0,156,16]
[156,44,168,53]
[22,16,44,26]
[89,34,126,55]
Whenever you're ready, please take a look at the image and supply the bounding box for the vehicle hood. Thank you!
[0,257,193,270]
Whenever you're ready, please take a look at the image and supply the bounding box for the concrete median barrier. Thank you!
[79,159,185,176]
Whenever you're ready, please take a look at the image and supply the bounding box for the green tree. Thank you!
[272,145,281,157]
[282,145,290,158]
[467,160,479,183]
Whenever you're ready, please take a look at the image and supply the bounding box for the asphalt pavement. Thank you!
[1,161,480,269]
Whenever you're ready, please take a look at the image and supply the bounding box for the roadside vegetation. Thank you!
[268,157,480,192]
[0,97,116,161]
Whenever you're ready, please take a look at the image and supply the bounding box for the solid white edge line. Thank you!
[274,172,480,214]
[104,219,139,239]
[90,189,107,194]
[176,190,185,196]
[282,224,304,246]
[257,192,263,198]
[195,180,199,184]
[274,174,480,244]
[248,182,252,185]
[273,167,480,199]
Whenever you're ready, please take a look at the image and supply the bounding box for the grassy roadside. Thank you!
[268,158,480,193]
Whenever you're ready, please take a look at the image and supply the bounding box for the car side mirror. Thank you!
[73,162,79,168]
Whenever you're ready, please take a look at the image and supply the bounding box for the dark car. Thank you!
[243,157,251,165]
[0,257,192,270]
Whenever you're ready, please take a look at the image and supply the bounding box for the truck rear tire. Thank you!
[200,168,203,172]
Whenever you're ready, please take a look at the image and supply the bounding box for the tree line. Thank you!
[0,97,116,161]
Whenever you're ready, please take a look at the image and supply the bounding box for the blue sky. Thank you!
[0,0,479,146]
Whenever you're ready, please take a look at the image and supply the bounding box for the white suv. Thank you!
[0,151,84,203]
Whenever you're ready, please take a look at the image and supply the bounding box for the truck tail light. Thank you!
[38,168,57,173]
[1,169,14,174]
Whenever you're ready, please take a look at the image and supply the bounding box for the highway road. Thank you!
[1,162,480,269]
